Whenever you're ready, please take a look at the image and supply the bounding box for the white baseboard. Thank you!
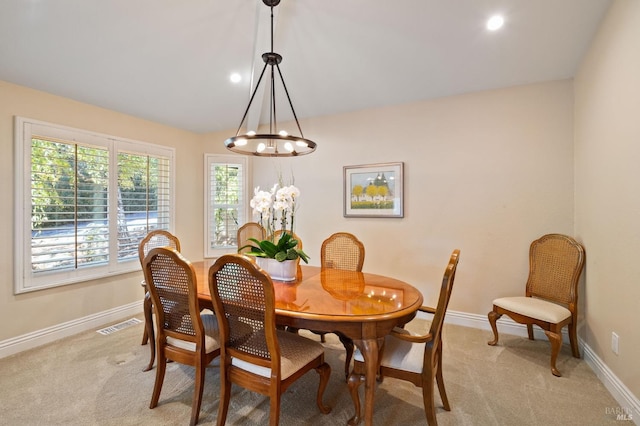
[432,309,639,425]
[0,301,142,359]
[583,343,640,424]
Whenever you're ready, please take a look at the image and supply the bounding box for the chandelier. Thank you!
[224,0,317,157]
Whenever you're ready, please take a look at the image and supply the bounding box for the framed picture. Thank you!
[343,162,404,218]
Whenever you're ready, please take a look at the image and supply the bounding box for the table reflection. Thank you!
[321,269,366,300]
[320,268,404,315]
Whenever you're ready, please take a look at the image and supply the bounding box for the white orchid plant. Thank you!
[240,183,310,263]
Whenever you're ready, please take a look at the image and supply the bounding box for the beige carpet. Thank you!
[0,317,623,425]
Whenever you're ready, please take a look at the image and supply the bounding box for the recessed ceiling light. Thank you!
[486,15,504,31]
[229,73,241,83]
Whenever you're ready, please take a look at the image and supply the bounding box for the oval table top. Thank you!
[193,260,423,323]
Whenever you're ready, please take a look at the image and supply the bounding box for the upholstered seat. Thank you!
[231,329,326,379]
[493,296,571,324]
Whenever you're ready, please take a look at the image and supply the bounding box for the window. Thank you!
[14,117,175,293]
[204,154,249,258]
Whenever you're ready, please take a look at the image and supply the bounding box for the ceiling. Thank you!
[0,0,611,134]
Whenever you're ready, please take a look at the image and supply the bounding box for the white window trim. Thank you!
[14,116,176,294]
[204,154,251,258]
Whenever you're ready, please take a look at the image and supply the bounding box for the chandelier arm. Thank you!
[234,62,270,136]
[275,63,304,138]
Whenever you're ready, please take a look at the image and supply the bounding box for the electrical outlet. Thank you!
[612,332,619,355]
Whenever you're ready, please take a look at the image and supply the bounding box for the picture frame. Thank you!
[343,162,404,218]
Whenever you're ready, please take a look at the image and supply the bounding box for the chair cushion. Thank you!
[353,327,424,374]
[493,296,571,323]
[167,313,220,353]
[232,330,325,379]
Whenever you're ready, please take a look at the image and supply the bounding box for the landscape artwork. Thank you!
[343,162,404,218]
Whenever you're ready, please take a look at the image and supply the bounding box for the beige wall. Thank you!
[574,0,640,397]
[208,80,576,315]
[0,81,205,340]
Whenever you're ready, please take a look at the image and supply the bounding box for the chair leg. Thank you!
[487,310,502,346]
[568,321,580,358]
[347,370,364,426]
[143,292,155,372]
[435,343,450,411]
[337,332,355,380]
[190,361,206,426]
[315,362,332,414]
[527,324,535,340]
[216,371,231,426]
[422,360,437,426]
[150,351,166,409]
[141,325,149,345]
[269,393,281,426]
[544,330,563,377]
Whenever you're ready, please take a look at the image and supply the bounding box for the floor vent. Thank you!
[96,318,142,336]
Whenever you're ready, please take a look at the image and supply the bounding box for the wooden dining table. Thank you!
[192,259,423,426]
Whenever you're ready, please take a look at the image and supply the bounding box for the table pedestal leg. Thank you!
[349,336,383,426]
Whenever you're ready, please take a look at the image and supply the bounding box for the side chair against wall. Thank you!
[237,222,265,254]
[487,233,585,377]
[138,229,181,372]
[208,254,332,426]
[317,232,365,379]
[142,247,220,426]
[348,250,460,426]
[138,230,181,370]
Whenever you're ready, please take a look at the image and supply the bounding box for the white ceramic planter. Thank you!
[255,257,297,282]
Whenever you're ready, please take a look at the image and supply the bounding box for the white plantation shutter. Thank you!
[30,138,110,272]
[117,151,172,261]
[205,154,249,257]
[15,117,175,293]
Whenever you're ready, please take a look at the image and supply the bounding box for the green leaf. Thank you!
[297,249,310,264]
[274,251,288,262]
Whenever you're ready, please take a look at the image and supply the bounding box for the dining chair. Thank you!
[237,222,266,254]
[208,254,332,426]
[347,249,460,426]
[487,233,585,376]
[142,247,220,426]
[317,232,365,379]
[138,229,181,371]
[320,232,365,272]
